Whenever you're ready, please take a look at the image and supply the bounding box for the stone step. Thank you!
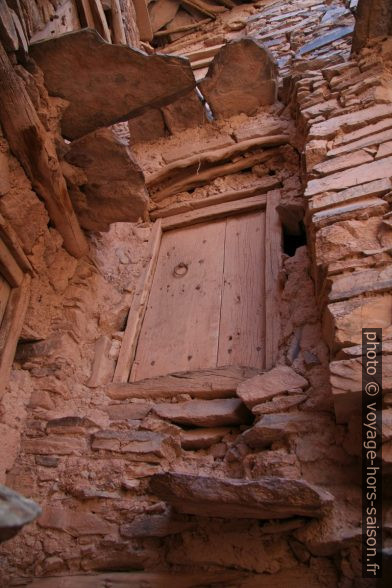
[149,472,334,519]
[153,398,252,427]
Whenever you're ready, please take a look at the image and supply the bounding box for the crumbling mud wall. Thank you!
[0,0,389,586]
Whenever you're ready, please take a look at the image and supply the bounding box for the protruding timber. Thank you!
[0,42,88,259]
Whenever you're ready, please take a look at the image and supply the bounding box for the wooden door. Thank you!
[0,273,11,328]
[131,210,266,381]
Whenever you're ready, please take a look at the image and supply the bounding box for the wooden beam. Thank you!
[108,365,260,400]
[0,1,18,51]
[184,43,224,62]
[0,274,31,400]
[111,0,127,45]
[191,56,213,70]
[0,213,34,275]
[89,0,112,42]
[0,237,24,287]
[150,179,281,219]
[75,0,96,28]
[151,150,280,202]
[264,189,282,370]
[113,219,162,383]
[133,0,153,42]
[0,42,88,259]
[180,0,218,19]
[154,19,211,38]
[147,135,289,187]
[161,194,267,231]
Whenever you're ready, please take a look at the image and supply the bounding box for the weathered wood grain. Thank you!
[161,194,267,230]
[0,42,88,258]
[264,190,282,369]
[218,211,265,369]
[113,220,162,383]
[131,219,226,380]
[150,179,279,220]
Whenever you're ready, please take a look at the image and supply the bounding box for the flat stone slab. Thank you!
[153,398,252,427]
[198,39,277,119]
[0,484,41,543]
[180,427,232,449]
[91,430,179,462]
[30,29,196,140]
[149,473,333,519]
[38,506,115,537]
[305,155,392,197]
[236,366,308,408]
[296,26,354,56]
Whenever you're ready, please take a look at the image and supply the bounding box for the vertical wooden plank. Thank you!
[264,190,282,370]
[217,211,266,370]
[111,0,127,45]
[131,219,226,381]
[75,0,96,28]
[113,220,162,383]
[133,0,153,42]
[0,274,31,400]
[89,0,112,42]
[0,274,11,328]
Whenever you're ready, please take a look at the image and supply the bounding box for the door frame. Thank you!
[113,191,282,383]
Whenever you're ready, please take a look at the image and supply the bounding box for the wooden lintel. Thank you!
[151,151,280,202]
[264,189,282,370]
[147,135,289,187]
[161,194,267,231]
[150,181,280,220]
[0,42,88,259]
[113,219,162,383]
[0,274,31,400]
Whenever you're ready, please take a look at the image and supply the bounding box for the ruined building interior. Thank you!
[0,0,391,586]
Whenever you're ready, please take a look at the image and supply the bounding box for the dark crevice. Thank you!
[283,220,307,257]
